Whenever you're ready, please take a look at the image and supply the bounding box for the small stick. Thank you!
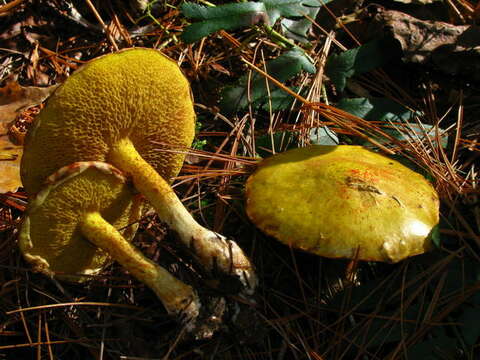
[84,0,119,51]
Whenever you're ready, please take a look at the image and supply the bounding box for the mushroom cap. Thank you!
[21,48,195,195]
[245,145,439,263]
[19,162,143,281]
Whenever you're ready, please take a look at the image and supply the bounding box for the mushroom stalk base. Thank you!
[79,211,200,322]
[109,138,257,294]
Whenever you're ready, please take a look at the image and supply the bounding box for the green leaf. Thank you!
[326,38,399,91]
[281,18,314,43]
[279,0,325,42]
[181,2,268,43]
[220,49,315,112]
[430,224,441,248]
[384,123,448,149]
[337,97,414,122]
[180,0,322,43]
[263,0,321,25]
[309,126,339,145]
[255,131,295,158]
[268,48,316,74]
[337,97,448,148]
[259,87,297,111]
[181,2,266,20]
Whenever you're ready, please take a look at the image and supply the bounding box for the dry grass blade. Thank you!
[84,0,119,51]
[6,302,142,315]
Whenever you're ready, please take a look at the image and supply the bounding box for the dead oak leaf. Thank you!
[0,135,22,193]
[0,81,58,132]
[373,9,480,79]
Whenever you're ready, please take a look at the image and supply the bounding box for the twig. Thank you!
[84,0,119,51]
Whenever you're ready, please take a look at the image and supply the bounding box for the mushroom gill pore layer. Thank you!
[19,161,142,280]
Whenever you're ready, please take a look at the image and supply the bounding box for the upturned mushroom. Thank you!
[19,161,200,323]
[245,145,439,263]
[20,48,256,294]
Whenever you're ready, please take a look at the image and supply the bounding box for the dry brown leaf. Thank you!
[379,10,468,63]
[0,81,58,132]
[374,9,480,79]
[0,135,23,193]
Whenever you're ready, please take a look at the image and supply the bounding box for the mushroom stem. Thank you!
[110,138,199,241]
[79,210,200,322]
[109,137,257,294]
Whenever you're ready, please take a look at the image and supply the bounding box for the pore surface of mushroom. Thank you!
[20,161,142,280]
[245,145,439,263]
[20,162,199,322]
[21,48,256,294]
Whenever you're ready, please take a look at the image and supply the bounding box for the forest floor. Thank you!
[1,0,480,359]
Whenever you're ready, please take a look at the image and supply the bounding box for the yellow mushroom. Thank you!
[21,48,256,295]
[19,162,200,325]
[245,145,439,263]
